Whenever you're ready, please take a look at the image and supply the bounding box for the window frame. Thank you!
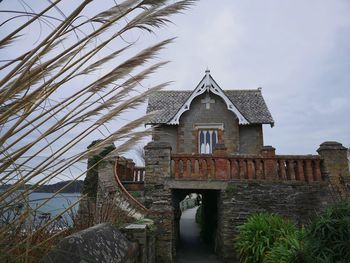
[194,123,223,154]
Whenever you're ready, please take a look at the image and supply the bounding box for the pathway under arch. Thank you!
[173,189,222,262]
[176,206,221,262]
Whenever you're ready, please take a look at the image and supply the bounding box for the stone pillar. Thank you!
[95,156,118,224]
[122,221,156,263]
[261,146,277,180]
[126,159,135,181]
[213,144,228,179]
[317,141,350,198]
[144,141,174,262]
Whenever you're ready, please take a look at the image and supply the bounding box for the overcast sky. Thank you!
[1,0,349,182]
[152,0,350,154]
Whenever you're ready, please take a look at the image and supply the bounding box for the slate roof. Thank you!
[146,89,274,125]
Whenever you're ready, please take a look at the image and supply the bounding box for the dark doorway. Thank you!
[173,189,221,262]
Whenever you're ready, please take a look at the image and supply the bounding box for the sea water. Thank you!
[1,191,81,227]
[29,192,81,227]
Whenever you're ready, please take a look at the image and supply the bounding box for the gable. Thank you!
[146,71,274,126]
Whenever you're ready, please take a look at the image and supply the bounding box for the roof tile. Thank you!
[146,89,274,125]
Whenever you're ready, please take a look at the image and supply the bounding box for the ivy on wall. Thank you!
[82,140,116,199]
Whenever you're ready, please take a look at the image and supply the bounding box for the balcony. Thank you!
[170,153,324,183]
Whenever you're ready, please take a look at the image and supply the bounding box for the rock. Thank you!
[42,223,138,263]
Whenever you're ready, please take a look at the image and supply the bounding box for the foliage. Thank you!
[237,200,350,263]
[0,0,195,261]
[303,199,350,263]
[82,140,115,198]
[195,204,202,226]
[264,228,306,263]
[236,212,298,263]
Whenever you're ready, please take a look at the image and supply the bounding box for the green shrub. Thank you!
[264,228,306,263]
[304,199,350,263]
[236,212,298,263]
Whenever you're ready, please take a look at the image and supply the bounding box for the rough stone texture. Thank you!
[149,201,174,262]
[239,124,263,154]
[122,221,156,263]
[144,142,175,262]
[96,158,146,224]
[153,125,178,153]
[42,223,138,263]
[178,92,240,154]
[217,180,331,262]
[317,141,350,199]
[151,93,265,155]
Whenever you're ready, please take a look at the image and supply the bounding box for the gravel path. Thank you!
[175,207,221,263]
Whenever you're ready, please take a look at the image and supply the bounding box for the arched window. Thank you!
[199,129,218,154]
[195,123,223,154]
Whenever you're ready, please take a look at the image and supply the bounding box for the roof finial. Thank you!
[205,67,210,91]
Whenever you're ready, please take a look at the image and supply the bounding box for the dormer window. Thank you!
[195,123,223,154]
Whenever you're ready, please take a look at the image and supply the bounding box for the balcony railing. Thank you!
[116,159,145,183]
[171,154,324,182]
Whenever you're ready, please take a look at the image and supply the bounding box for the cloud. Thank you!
[155,0,350,153]
[1,0,349,172]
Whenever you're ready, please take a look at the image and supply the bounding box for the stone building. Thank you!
[139,70,349,262]
[146,69,274,155]
[87,70,349,263]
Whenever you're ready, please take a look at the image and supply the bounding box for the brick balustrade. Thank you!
[132,167,145,182]
[116,158,145,191]
[170,154,324,182]
[116,158,145,182]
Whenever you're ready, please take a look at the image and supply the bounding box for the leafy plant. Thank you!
[304,199,350,263]
[195,204,202,226]
[236,212,298,263]
[264,228,306,263]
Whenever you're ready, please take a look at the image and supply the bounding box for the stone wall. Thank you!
[217,180,331,262]
[178,92,240,154]
[95,158,146,224]
[144,142,175,262]
[317,141,350,199]
[122,221,156,263]
[238,124,263,154]
[153,125,178,153]
[140,140,348,262]
[154,92,264,155]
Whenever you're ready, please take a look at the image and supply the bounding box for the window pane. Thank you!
[200,131,205,153]
[212,131,217,150]
[206,131,211,153]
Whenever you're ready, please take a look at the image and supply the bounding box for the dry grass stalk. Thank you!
[0,0,195,261]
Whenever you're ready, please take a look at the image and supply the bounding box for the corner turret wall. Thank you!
[317,141,350,199]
